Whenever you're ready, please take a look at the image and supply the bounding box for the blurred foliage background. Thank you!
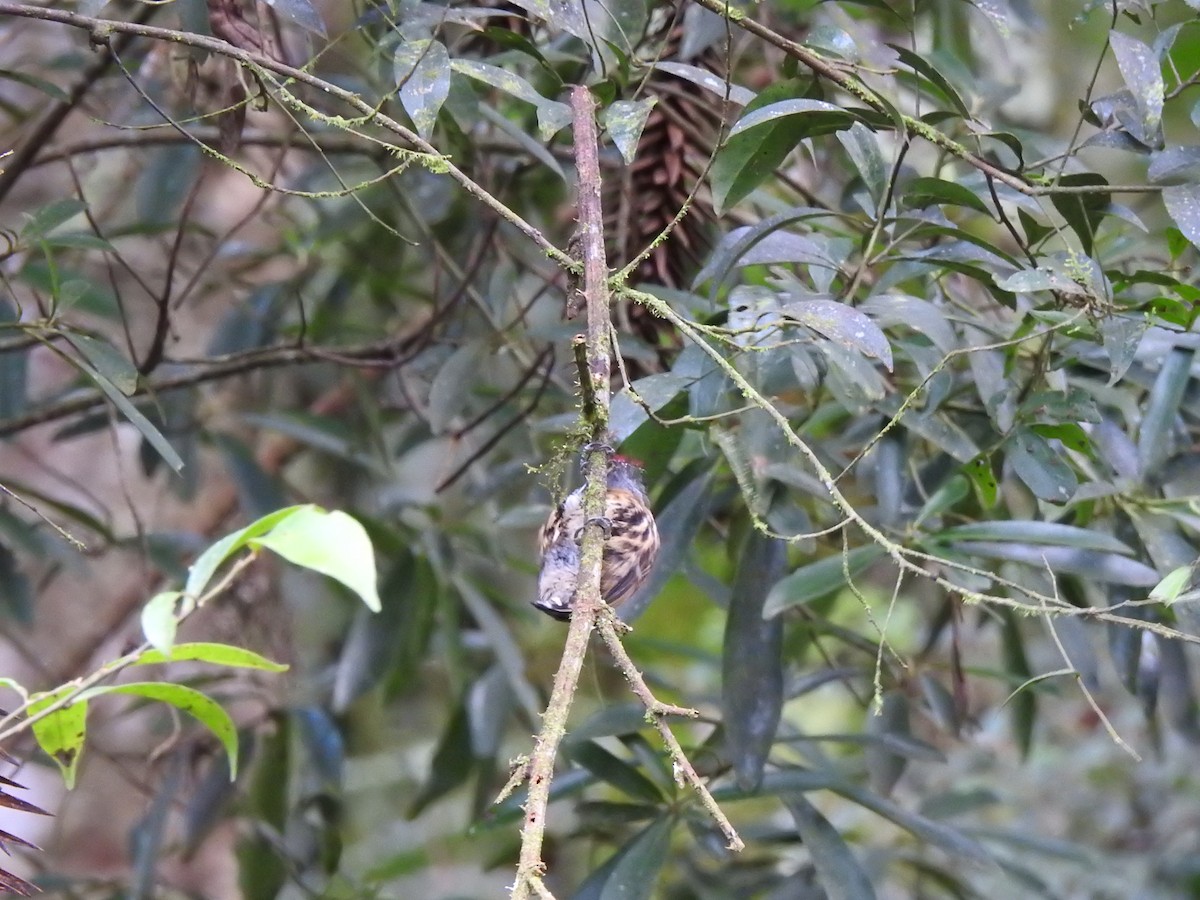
[0,0,1199,896]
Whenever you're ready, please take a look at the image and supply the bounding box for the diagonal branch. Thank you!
[0,2,571,267]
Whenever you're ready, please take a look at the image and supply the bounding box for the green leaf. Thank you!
[213,433,288,520]
[185,506,302,599]
[596,816,673,900]
[900,176,991,215]
[603,97,656,165]
[1000,611,1035,758]
[408,699,474,817]
[888,44,971,119]
[1109,30,1163,141]
[141,590,182,654]
[29,688,87,788]
[936,521,1132,554]
[913,473,970,529]
[726,97,854,139]
[1151,565,1193,605]
[67,332,138,395]
[865,693,910,796]
[723,532,785,790]
[574,816,674,900]
[1006,427,1077,502]
[783,794,877,900]
[712,83,853,213]
[728,769,993,863]
[79,682,239,777]
[945,541,1157,586]
[647,61,755,105]
[251,506,380,612]
[1049,174,1110,256]
[836,121,886,202]
[781,298,894,370]
[134,642,289,671]
[764,544,887,616]
[1162,183,1200,251]
[427,340,485,434]
[1137,346,1193,479]
[21,199,86,238]
[394,39,451,141]
[1030,422,1092,455]
[451,59,571,140]
[270,0,327,37]
[0,67,68,102]
[71,353,184,472]
[568,741,664,803]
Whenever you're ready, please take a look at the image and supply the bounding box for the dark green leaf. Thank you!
[764,545,887,616]
[936,521,1132,554]
[1006,427,1077,502]
[888,45,971,119]
[294,706,344,787]
[1138,346,1193,479]
[409,699,473,817]
[270,0,327,36]
[783,793,877,900]
[900,176,991,215]
[568,741,664,803]
[72,354,184,472]
[712,83,853,213]
[864,693,909,797]
[1162,183,1200,250]
[574,816,673,900]
[1000,611,1035,759]
[603,98,657,165]
[1048,174,1110,256]
[722,532,785,790]
[1109,31,1163,143]
[395,39,451,141]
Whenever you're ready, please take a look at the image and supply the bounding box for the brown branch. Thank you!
[510,86,742,900]
[0,333,424,439]
[0,2,570,266]
[594,618,743,850]
[0,4,157,205]
[682,0,1155,198]
[28,128,386,169]
[511,85,614,900]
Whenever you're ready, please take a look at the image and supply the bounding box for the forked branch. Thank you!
[509,87,741,900]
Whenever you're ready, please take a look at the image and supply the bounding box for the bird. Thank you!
[534,454,660,620]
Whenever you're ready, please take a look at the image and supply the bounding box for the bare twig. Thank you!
[0,331,425,438]
[594,618,744,850]
[0,2,570,266]
[0,4,157,204]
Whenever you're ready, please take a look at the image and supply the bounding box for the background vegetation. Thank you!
[0,0,1199,896]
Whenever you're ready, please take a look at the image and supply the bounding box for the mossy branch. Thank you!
[510,87,742,900]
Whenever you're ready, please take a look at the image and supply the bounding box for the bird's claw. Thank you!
[583,515,613,539]
[580,441,614,459]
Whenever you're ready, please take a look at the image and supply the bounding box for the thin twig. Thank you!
[0,550,260,744]
[0,331,426,438]
[594,618,744,850]
[0,2,570,267]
